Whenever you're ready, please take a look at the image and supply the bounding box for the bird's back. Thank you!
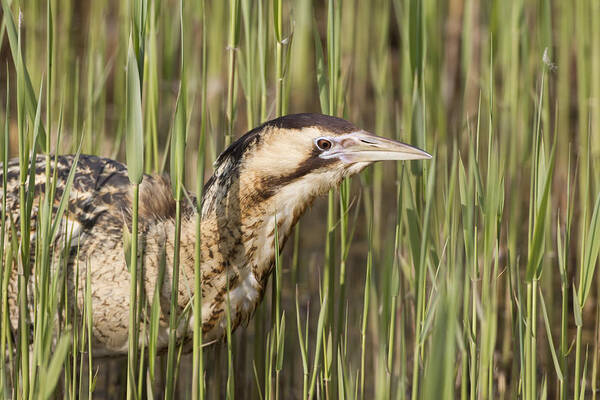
[0,153,187,256]
[1,154,132,246]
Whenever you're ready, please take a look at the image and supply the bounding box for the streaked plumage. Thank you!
[2,113,431,357]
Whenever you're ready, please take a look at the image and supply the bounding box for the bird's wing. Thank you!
[1,155,181,256]
[0,153,199,262]
[0,155,128,256]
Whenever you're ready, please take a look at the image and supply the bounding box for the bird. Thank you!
[3,113,431,357]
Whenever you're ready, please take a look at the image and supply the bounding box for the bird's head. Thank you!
[205,113,431,215]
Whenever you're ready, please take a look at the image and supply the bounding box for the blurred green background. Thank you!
[1,0,599,399]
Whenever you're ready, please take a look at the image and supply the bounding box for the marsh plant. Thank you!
[1,0,599,399]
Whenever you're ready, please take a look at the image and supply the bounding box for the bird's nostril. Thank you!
[360,138,376,145]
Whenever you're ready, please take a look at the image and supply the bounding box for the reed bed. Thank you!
[1,0,599,399]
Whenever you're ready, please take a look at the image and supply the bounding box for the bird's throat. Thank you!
[182,170,316,340]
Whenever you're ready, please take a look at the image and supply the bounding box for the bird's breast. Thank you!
[197,206,299,341]
[197,267,263,342]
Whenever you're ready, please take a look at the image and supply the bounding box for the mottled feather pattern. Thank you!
[1,151,275,354]
[1,155,197,353]
[2,114,373,356]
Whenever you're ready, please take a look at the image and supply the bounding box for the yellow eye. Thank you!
[316,138,332,151]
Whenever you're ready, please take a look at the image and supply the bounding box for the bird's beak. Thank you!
[331,130,432,163]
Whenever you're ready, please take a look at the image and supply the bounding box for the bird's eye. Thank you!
[316,138,332,151]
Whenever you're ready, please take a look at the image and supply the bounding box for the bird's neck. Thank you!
[170,162,334,339]
[194,168,319,292]
[156,169,316,341]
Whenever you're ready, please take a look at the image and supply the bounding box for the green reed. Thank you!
[0,0,599,398]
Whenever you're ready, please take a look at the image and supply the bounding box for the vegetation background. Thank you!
[0,0,599,399]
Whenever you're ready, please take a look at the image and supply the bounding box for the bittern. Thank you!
[3,113,431,357]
